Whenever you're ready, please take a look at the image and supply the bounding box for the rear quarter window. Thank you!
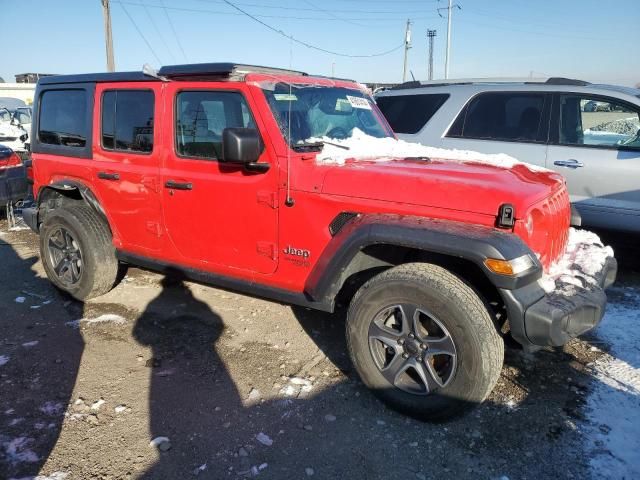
[376,93,449,134]
[38,89,87,147]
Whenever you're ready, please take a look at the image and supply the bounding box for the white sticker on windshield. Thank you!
[274,93,298,101]
[346,95,371,110]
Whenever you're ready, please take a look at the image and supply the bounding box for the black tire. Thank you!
[40,205,118,300]
[346,263,504,421]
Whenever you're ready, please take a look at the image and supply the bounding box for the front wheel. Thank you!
[40,205,119,300]
[346,263,504,420]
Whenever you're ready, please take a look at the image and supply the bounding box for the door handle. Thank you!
[164,180,193,191]
[97,171,120,180]
[553,159,584,169]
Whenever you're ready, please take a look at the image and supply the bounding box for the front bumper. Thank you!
[501,256,617,348]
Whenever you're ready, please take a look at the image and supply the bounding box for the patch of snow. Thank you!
[255,432,273,446]
[538,228,614,295]
[584,291,640,479]
[114,404,128,413]
[2,437,39,463]
[66,314,127,328]
[39,401,63,416]
[14,296,26,304]
[0,355,9,366]
[312,128,550,172]
[149,436,171,451]
[21,341,39,348]
[91,399,105,410]
[30,472,70,480]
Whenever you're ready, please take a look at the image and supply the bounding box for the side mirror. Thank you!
[221,128,267,172]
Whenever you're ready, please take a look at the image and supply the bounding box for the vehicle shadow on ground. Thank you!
[0,234,85,479]
[122,268,599,479]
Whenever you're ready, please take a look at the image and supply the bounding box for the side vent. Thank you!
[329,212,359,236]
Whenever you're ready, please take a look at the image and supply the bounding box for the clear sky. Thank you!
[2,0,639,86]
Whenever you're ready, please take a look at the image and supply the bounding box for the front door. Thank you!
[161,84,279,274]
[547,93,640,231]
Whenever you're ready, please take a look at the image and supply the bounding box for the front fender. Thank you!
[305,213,543,306]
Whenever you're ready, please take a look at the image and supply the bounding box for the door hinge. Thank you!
[256,241,277,260]
[257,191,278,209]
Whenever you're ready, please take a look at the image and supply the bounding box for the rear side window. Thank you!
[175,91,256,160]
[38,90,87,147]
[102,90,154,153]
[448,92,546,143]
[376,94,449,134]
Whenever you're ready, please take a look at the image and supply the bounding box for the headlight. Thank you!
[484,254,536,276]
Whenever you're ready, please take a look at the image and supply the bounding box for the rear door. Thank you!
[161,83,279,274]
[547,93,640,231]
[441,91,551,168]
[92,84,163,253]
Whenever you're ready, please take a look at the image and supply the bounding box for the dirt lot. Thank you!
[1,221,639,480]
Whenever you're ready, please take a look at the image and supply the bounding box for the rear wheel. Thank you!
[346,263,504,420]
[40,205,118,300]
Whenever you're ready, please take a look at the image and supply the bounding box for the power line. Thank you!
[220,0,406,58]
[438,0,461,79]
[117,1,439,23]
[300,0,369,28]
[160,0,188,62]
[117,1,163,65]
[139,0,176,62]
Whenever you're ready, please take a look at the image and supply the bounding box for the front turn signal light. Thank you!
[484,255,535,276]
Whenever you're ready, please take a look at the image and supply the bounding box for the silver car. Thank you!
[376,79,640,233]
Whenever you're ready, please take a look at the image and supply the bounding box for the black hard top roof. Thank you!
[38,63,308,85]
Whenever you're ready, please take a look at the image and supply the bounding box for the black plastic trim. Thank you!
[116,251,332,312]
[305,214,542,307]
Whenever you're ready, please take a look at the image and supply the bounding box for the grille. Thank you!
[538,186,571,268]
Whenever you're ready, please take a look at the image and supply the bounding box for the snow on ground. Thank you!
[312,128,550,172]
[538,228,614,294]
[65,314,127,328]
[0,355,9,366]
[584,287,640,478]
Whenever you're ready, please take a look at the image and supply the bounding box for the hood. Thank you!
[320,157,564,217]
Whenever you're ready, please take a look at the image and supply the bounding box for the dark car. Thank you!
[0,145,30,205]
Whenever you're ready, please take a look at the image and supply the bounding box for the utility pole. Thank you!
[101,0,115,72]
[402,19,412,83]
[427,30,437,80]
[438,0,461,79]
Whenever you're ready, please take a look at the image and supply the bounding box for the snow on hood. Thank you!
[538,228,614,295]
[312,129,550,173]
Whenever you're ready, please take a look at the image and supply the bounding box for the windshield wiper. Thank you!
[292,140,350,152]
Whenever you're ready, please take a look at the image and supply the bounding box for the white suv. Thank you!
[376,78,640,233]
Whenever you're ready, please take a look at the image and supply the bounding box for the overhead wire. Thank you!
[160,0,189,62]
[139,0,177,62]
[219,0,405,57]
[117,1,163,65]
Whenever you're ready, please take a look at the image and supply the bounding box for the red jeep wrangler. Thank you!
[23,63,617,419]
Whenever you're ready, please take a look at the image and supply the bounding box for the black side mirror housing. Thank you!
[221,128,263,164]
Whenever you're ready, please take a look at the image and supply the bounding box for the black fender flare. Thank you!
[37,180,107,218]
[304,213,543,307]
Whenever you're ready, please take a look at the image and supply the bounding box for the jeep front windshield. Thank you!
[262,83,393,149]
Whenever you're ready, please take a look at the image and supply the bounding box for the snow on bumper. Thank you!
[524,228,617,346]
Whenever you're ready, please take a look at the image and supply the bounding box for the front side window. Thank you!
[376,93,449,134]
[102,90,154,153]
[448,92,546,143]
[559,95,640,149]
[176,91,256,160]
[39,89,87,147]
[261,83,393,148]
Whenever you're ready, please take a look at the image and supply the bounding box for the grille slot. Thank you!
[329,212,359,236]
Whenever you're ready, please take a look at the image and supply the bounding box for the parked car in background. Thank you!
[0,145,30,206]
[376,78,640,233]
[0,98,30,152]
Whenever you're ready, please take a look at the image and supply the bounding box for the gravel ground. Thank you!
[1,220,638,480]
